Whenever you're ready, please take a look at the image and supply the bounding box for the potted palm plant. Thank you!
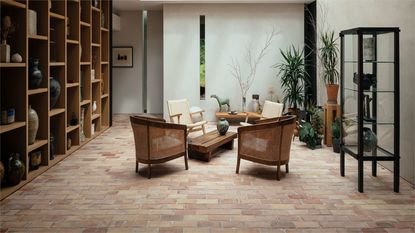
[275,45,308,115]
[320,31,340,104]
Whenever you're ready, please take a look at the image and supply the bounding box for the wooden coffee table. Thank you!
[188,131,237,162]
[215,112,261,123]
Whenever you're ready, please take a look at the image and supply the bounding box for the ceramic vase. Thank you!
[50,133,55,160]
[28,105,39,145]
[7,153,24,186]
[241,96,246,112]
[50,77,61,109]
[92,101,97,113]
[28,10,37,35]
[80,108,86,142]
[0,41,10,63]
[29,58,43,89]
[363,127,377,152]
[217,118,229,136]
[29,151,42,171]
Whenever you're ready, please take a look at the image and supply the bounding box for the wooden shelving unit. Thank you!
[0,0,111,200]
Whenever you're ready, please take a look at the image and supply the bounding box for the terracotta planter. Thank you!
[326,84,339,104]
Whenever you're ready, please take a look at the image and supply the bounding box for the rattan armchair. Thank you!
[130,115,188,179]
[236,115,296,180]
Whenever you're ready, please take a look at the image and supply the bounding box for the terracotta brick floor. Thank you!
[1,114,414,233]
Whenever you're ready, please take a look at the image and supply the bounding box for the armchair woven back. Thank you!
[238,115,296,165]
[130,115,187,163]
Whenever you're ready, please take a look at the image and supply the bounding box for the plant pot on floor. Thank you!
[332,137,341,153]
[326,84,339,104]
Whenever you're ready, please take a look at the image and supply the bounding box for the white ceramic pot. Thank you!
[0,43,10,63]
[28,10,37,35]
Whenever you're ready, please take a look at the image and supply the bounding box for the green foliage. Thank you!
[320,31,339,84]
[299,121,320,149]
[275,46,308,110]
[200,39,205,87]
[310,105,323,135]
[332,117,341,139]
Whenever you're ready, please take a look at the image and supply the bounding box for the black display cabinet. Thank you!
[339,27,400,193]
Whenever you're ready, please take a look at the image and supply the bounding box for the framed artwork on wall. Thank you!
[113,46,133,68]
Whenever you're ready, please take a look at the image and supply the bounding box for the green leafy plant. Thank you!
[332,117,341,139]
[275,46,308,110]
[299,104,323,149]
[319,31,339,85]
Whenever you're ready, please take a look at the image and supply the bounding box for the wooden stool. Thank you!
[324,104,340,147]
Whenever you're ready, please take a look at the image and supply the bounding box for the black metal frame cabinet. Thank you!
[339,27,400,193]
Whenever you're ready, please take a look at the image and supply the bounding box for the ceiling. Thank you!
[113,0,314,11]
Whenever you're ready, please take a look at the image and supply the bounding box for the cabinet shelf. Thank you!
[0,63,26,68]
[344,60,394,64]
[50,108,65,117]
[67,82,79,88]
[344,87,394,93]
[66,125,79,133]
[80,62,91,65]
[92,43,100,47]
[50,12,65,20]
[50,62,65,67]
[92,6,100,12]
[28,34,48,41]
[101,27,109,32]
[67,39,79,44]
[91,79,101,84]
[28,88,48,96]
[0,122,25,134]
[101,61,109,65]
[28,140,48,153]
[0,0,26,9]
[91,114,100,120]
[101,94,109,99]
[80,21,91,27]
[80,100,91,106]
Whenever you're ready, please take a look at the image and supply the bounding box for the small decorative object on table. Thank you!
[29,58,43,89]
[7,153,25,186]
[210,94,230,112]
[252,94,259,113]
[50,77,61,109]
[29,150,42,171]
[228,111,238,115]
[28,105,39,145]
[363,127,377,152]
[217,118,229,135]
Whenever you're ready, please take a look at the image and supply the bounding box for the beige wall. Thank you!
[317,0,415,184]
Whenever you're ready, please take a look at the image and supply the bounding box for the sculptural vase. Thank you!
[29,58,43,89]
[29,151,42,171]
[363,127,377,152]
[7,153,25,186]
[50,77,61,108]
[217,118,229,136]
[28,106,39,145]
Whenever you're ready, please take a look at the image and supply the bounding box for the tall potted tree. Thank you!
[275,46,308,115]
[320,31,340,104]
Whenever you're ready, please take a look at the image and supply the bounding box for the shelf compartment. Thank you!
[101,61,108,65]
[28,88,48,96]
[101,27,108,32]
[0,63,26,68]
[67,82,79,88]
[66,124,79,133]
[50,111,66,156]
[0,122,25,134]
[344,60,395,64]
[92,43,100,47]
[101,94,109,99]
[27,139,48,153]
[50,108,65,117]
[91,79,101,84]
[81,62,91,65]
[50,12,65,20]
[342,145,396,161]
[67,0,80,41]
[344,87,394,93]
[50,62,65,66]
[0,0,26,9]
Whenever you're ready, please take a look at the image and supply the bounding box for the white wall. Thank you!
[113,11,143,114]
[147,11,164,114]
[163,4,304,120]
[316,0,415,184]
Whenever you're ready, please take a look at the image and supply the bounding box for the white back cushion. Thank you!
[262,100,284,118]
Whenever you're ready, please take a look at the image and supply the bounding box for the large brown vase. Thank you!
[326,84,339,104]
[28,105,39,145]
